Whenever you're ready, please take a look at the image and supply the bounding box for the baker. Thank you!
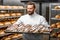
[13,2,49,40]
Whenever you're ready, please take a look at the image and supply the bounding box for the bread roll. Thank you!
[11,21,16,24]
[57,25,60,28]
[50,24,57,28]
[56,22,60,26]
[0,22,4,26]
[1,6,5,9]
[17,34,22,37]
[12,36,18,38]
[4,22,11,25]
[55,15,60,19]
[11,13,16,16]
[0,14,5,17]
[12,34,18,38]
[55,6,60,9]
[51,33,57,37]
[0,31,5,34]
[0,6,2,9]
[18,6,23,9]
[4,38,11,40]
[58,34,60,37]
[7,6,12,9]
[5,6,11,9]
[4,14,10,17]
[0,30,5,34]
[12,6,18,9]
[4,6,8,9]
[16,13,22,16]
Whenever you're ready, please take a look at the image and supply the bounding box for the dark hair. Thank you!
[27,2,36,8]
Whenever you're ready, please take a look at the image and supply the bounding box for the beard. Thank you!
[27,11,34,15]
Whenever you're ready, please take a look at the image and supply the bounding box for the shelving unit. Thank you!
[0,5,26,40]
[49,3,60,24]
[49,3,60,40]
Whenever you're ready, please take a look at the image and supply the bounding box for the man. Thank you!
[13,2,49,40]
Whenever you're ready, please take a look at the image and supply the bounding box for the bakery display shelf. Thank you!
[51,9,60,10]
[0,33,13,38]
[0,11,7,13]
[0,11,25,13]
[11,37,23,40]
[51,18,60,20]
[50,28,60,33]
[0,16,20,20]
[50,36,60,38]
[0,8,26,10]
[0,26,8,29]
[0,19,16,21]
[0,24,12,29]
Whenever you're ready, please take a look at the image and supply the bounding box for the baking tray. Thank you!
[5,30,50,35]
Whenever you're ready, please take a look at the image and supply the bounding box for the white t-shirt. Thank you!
[14,12,49,27]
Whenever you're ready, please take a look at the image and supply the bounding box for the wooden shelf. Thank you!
[51,9,60,10]
[0,24,12,29]
[0,33,13,37]
[0,8,26,10]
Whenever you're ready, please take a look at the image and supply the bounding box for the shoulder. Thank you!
[37,14,45,19]
[20,14,28,18]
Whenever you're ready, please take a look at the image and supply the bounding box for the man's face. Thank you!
[27,5,35,15]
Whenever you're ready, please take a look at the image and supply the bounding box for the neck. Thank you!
[28,12,37,17]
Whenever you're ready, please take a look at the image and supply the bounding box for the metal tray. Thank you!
[5,30,50,35]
